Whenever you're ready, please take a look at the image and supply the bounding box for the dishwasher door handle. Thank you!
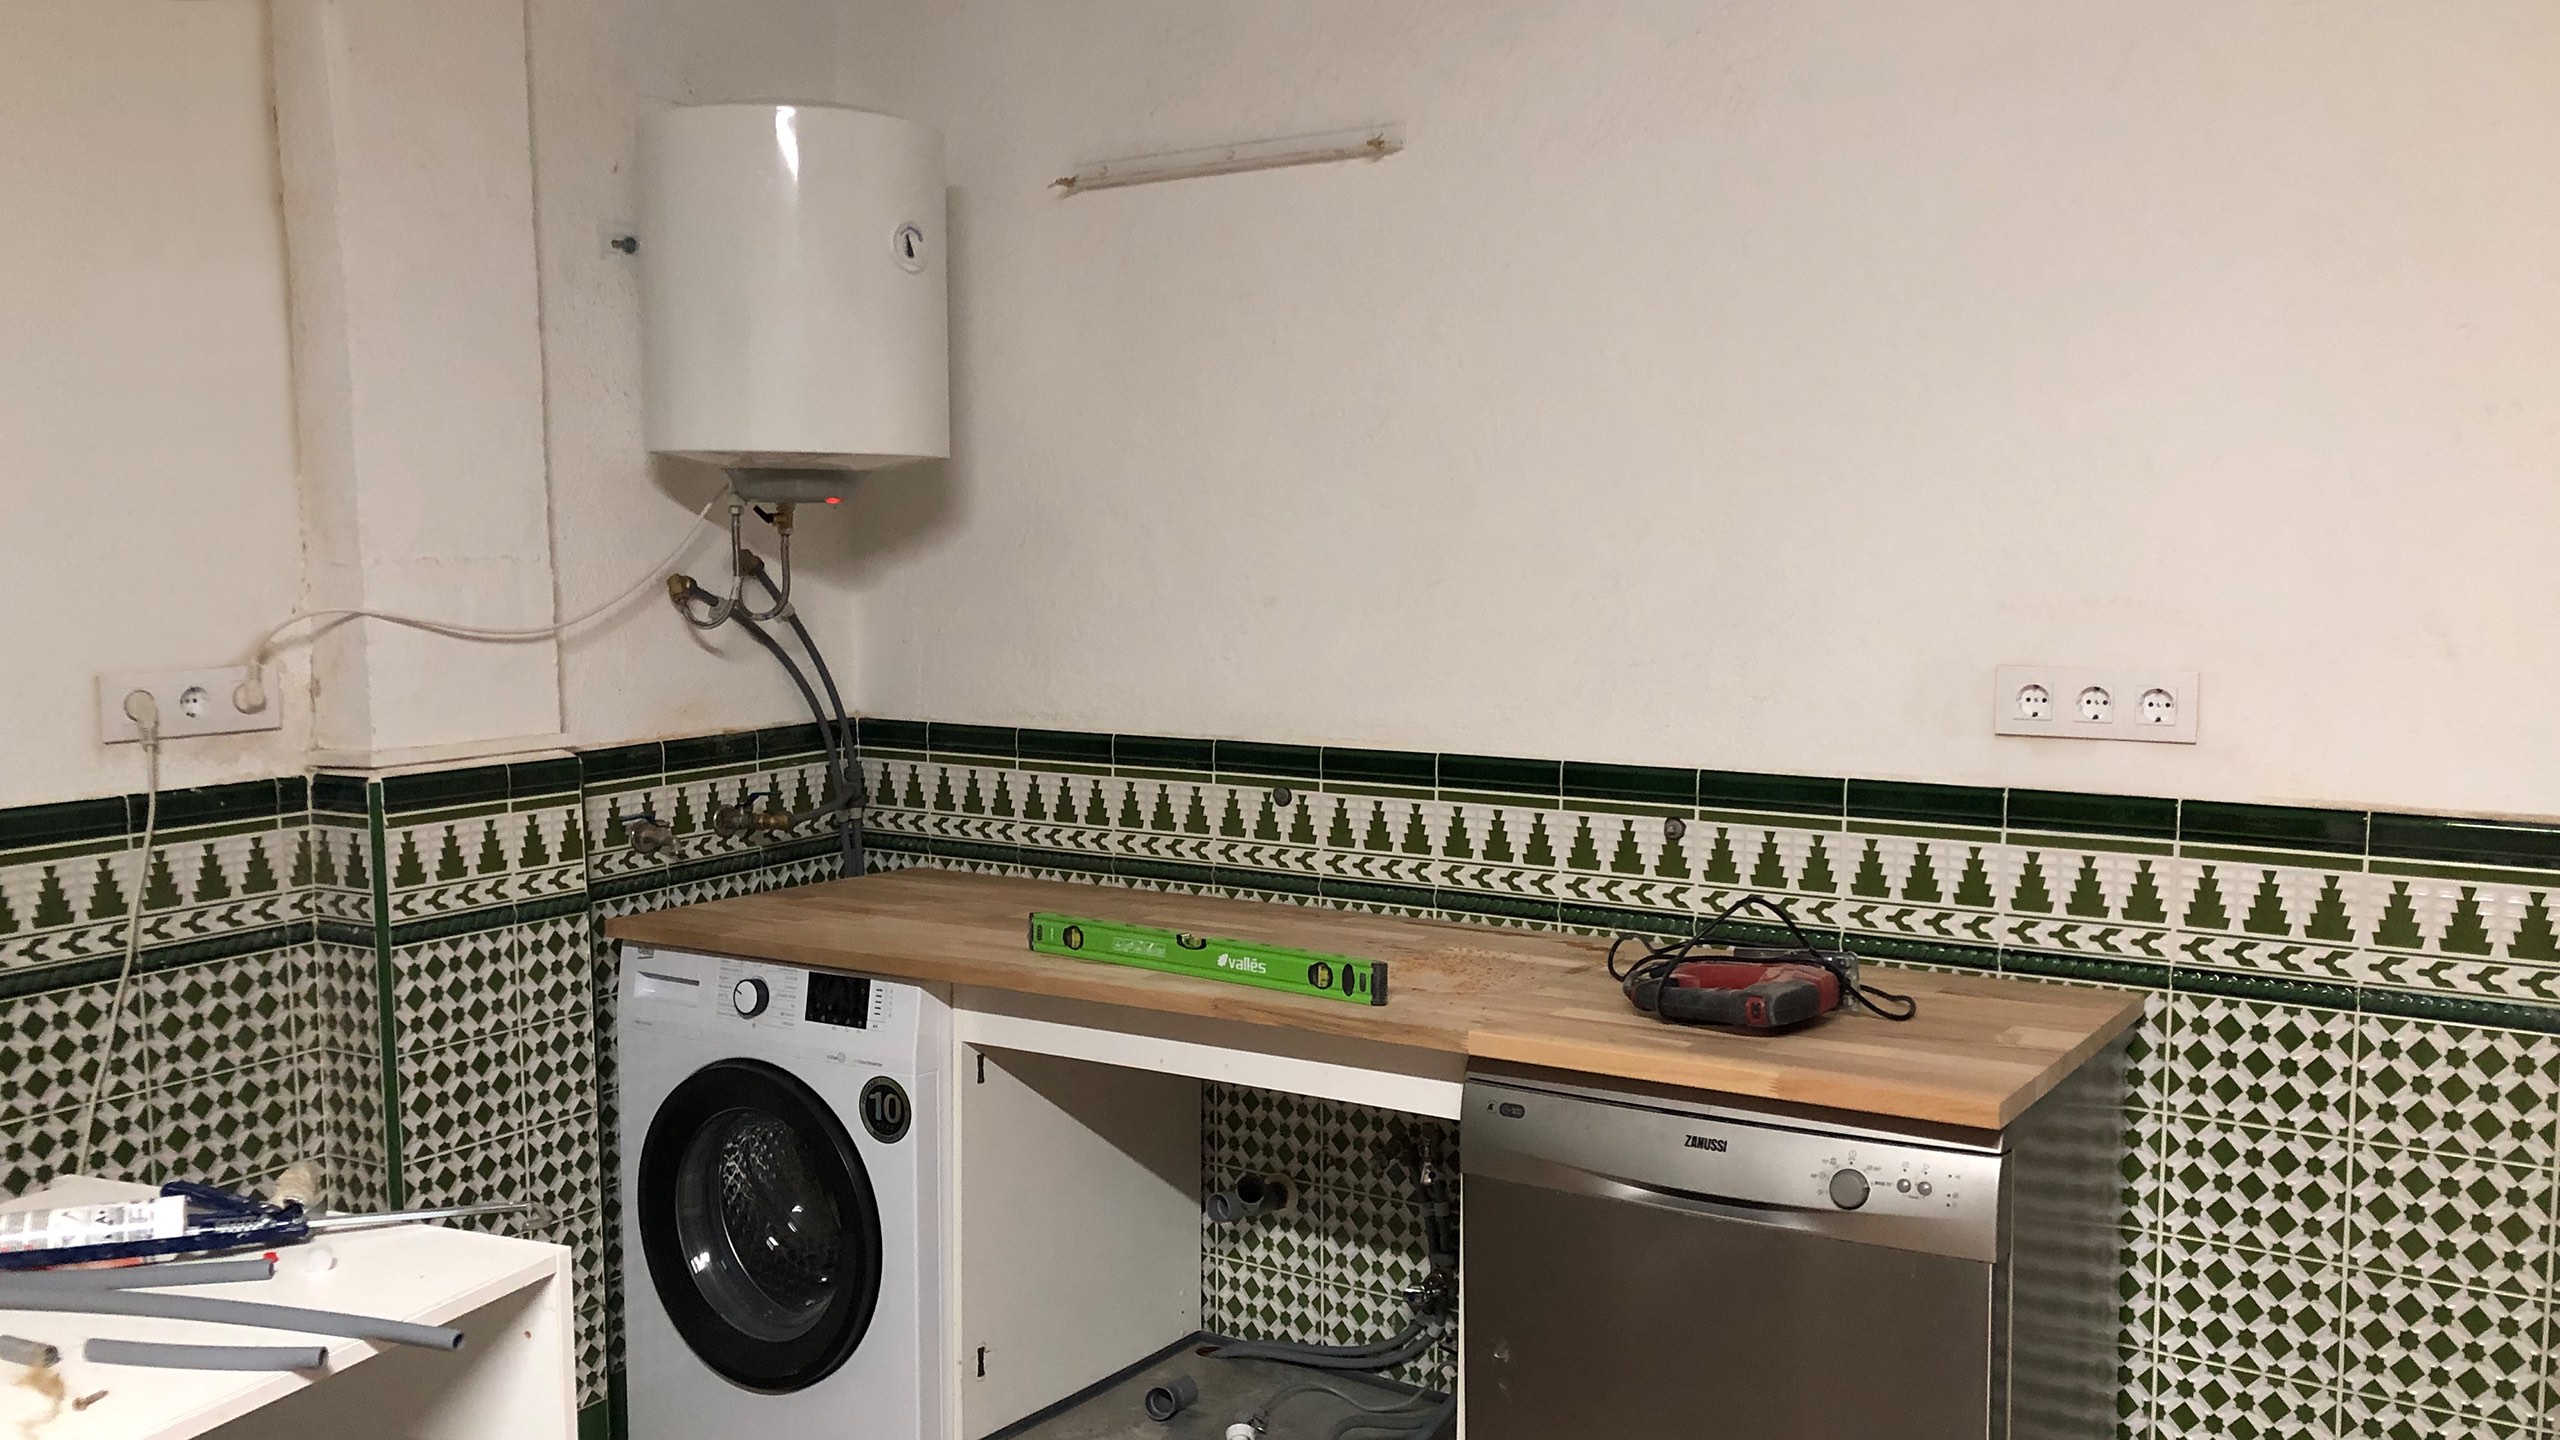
[1466,1147,2000,1263]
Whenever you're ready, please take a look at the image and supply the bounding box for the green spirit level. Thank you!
[1027,913,1388,1006]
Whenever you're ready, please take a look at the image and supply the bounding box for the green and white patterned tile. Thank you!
[2336,1392,2530,1439]
[2154,1236,2344,1389]
[1208,783,1324,882]
[404,1131,526,1222]
[140,950,300,1083]
[1324,1181,1442,1299]
[1828,832,2005,950]
[294,1043,385,1172]
[2113,1345,2158,1440]
[1557,809,1693,919]
[1011,768,1118,865]
[1202,1259,1331,1349]
[1204,1082,1337,1183]
[391,928,518,1045]
[1429,794,1558,911]
[0,845,137,969]
[2117,1226,2165,1353]
[517,913,591,1031]
[2342,1269,2545,1426]
[520,1018,600,1136]
[0,976,150,1122]
[2162,993,2357,1136]
[155,1059,304,1190]
[2346,1143,2553,1295]
[2150,1363,2336,1440]
[0,1087,154,1196]
[308,818,375,929]
[2355,1014,2560,1164]
[295,942,383,1056]
[2153,1113,2350,1261]
[310,1153,391,1214]
[398,1029,530,1160]
[1318,793,1438,891]
[2365,869,2560,966]
[2168,859,2371,985]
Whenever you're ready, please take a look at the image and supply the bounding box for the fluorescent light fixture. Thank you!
[1053,124,1404,195]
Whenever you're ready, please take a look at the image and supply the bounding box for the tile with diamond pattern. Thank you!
[2343,1268,2545,1425]
[2356,1014,2560,1165]
[2163,992,2356,1135]
[141,950,299,1082]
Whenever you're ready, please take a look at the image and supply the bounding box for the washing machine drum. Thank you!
[637,1058,886,1393]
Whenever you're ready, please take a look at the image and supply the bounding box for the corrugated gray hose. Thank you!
[1206,1317,1439,1371]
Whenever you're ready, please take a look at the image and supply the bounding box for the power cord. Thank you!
[1607,893,1918,1022]
[231,493,727,715]
[79,691,164,1177]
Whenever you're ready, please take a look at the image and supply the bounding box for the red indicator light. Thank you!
[824,496,841,504]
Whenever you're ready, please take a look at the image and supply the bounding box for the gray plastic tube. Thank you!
[0,1257,276,1292]
[0,1335,58,1368]
[86,1338,327,1371]
[0,1289,463,1351]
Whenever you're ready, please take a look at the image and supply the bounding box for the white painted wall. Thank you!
[835,0,2560,819]
[274,0,566,765]
[0,1,305,809]
[529,0,874,749]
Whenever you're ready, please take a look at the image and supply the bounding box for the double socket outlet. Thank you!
[1994,665,2198,745]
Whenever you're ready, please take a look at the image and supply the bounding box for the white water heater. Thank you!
[640,103,948,472]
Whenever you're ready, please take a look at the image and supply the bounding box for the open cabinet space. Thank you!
[949,1038,1462,1439]
[952,1044,1203,1437]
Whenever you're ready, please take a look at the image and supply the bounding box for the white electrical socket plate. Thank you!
[1994,665,2199,745]
[97,667,281,744]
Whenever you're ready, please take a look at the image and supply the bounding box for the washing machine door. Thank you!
[636,1057,885,1393]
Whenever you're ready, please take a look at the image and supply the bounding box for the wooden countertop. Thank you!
[605,870,2143,1130]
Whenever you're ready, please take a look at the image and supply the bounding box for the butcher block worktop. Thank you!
[605,869,2143,1129]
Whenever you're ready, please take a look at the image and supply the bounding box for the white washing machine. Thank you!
[617,945,948,1440]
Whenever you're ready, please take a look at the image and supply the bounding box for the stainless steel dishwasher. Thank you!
[1462,1046,2125,1440]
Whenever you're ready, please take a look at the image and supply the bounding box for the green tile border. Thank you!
[2179,799,2366,857]
[1849,779,2003,831]
[2007,789,2176,840]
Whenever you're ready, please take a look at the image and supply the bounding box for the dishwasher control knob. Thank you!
[1826,1169,1870,1210]
[732,978,770,1018]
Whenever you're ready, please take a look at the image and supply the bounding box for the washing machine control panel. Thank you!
[623,947,932,1065]
[805,972,874,1028]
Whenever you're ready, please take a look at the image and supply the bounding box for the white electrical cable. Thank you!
[234,493,727,713]
[79,694,162,1178]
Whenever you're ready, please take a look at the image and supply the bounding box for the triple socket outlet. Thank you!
[97,666,281,744]
[1994,665,2198,745]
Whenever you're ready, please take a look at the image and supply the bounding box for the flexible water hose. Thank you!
[1,1257,275,1292]
[0,1289,462,1351]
